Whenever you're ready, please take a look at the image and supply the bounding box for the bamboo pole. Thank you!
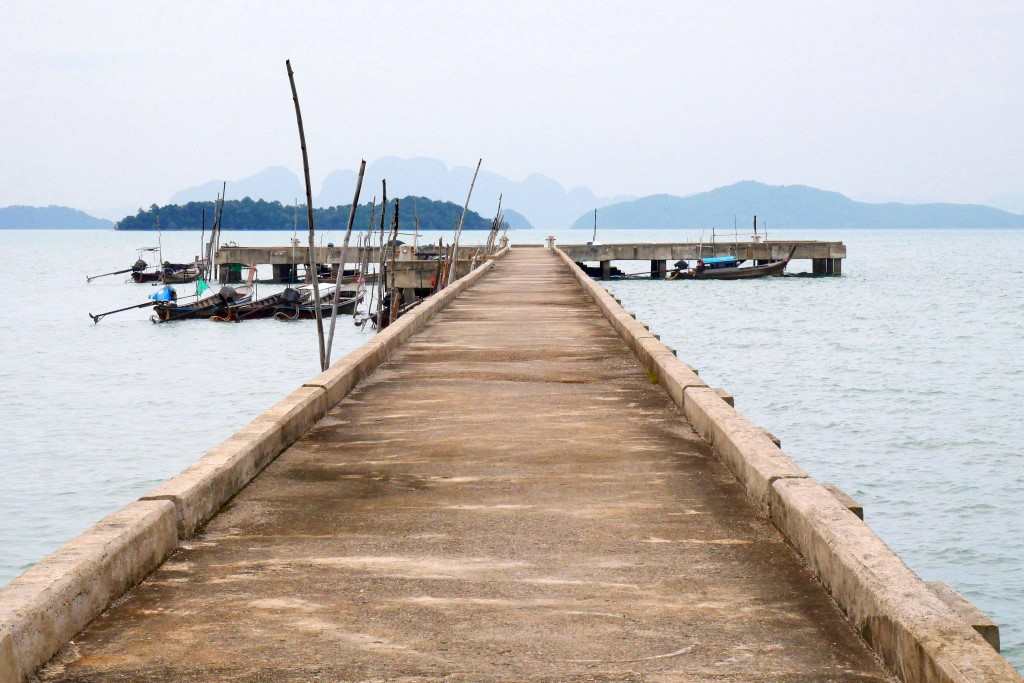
[360,196,377,324]
[434,236,444,293]
[199,207,206,276]
[483,194,502,257]
[387,198,401,326]
[375,180,388,329]
[443,158,482,288]
[285,59,326,370]
[325,159,366,361]
[216,181,226,261]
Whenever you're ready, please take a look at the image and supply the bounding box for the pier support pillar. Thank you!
[830,258,842,276]
[651,260,667,279]
[218,263,242,283]
[812,258,827,275]
[272,264,296,283]
[600,260,611,280]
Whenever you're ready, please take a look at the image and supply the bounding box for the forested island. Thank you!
[116,196,492,231]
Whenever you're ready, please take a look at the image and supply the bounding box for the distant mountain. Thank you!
[171,158,624,228]
[169,166,303,205]
[502,209,533,229]
[988,191,1024,215]
[318,157,629,229]
[116,196,491,231]
[573,181,1024,229]
[0,205,112,229]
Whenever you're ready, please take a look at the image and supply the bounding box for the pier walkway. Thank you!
[37,249,894,681]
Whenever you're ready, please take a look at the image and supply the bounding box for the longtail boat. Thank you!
[274,286,362,321]
[151,285,253,323]
[670,246,797,280]
[161,265,200,284]
[210,287,308,323]
[131,262,199,284]
[131,270,162,283]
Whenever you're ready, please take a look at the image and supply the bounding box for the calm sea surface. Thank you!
[0,227,1021,668]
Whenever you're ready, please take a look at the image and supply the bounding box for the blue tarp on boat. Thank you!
[149,285,177,302]
[702,256,738,265]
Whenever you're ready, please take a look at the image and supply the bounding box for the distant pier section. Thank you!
[558,239,847,278]
[214,244,486,287]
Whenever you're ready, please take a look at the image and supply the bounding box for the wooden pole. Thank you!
[360,196,377,322]
[486,194,502,255]
[325,159,366,361]
[412,198,420,249]
[214,182,226,279]
[444,158,482,287]
[285,59,326,370]
[197,207,206,277]
[375,180,388,329]
[387,198,401,326]
[434,237,444,293]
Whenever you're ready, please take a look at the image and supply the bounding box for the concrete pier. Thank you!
[558,240,846,265]
[3,248,1017,682]
[214,239,847,281]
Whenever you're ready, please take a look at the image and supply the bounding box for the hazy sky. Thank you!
[2,1,1022,216]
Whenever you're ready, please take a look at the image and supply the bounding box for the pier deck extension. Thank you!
[41,249,892,681]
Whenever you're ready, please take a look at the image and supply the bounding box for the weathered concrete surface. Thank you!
[0,500,177,682]
[824,483,864,520]
[928,581,1001,652]
[38,249,893,682]
[138,250,506,542]
[770,478,1021,682]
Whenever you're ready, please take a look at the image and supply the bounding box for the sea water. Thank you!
[0,227,1020,668]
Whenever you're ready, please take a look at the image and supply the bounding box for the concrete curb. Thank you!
[553,247,1021,683]
[771,479,1019,682]
[0,248,509,683]
[0,501,178,683]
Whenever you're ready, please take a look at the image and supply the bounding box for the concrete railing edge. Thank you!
[0,247,510,683]
[0,500,178,683]
[552,247,1021,683]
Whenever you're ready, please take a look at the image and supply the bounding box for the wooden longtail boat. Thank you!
[274,287,362,321]
[151,285,253,323]
[210,287,308,322]
[161,266,200,284]
[131,262,199,284]
[131,270,162,283]
[671,246,796,280]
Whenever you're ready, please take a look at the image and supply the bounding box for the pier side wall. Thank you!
[0,501,178,683]
[0,248,508,683]
[553,247,1020,683]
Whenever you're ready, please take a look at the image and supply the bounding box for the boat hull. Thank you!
[676,259,788,280]
[152,287,253,322]
[161,269,200,284]
[211,287,308,322]
[274,293,362,321]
